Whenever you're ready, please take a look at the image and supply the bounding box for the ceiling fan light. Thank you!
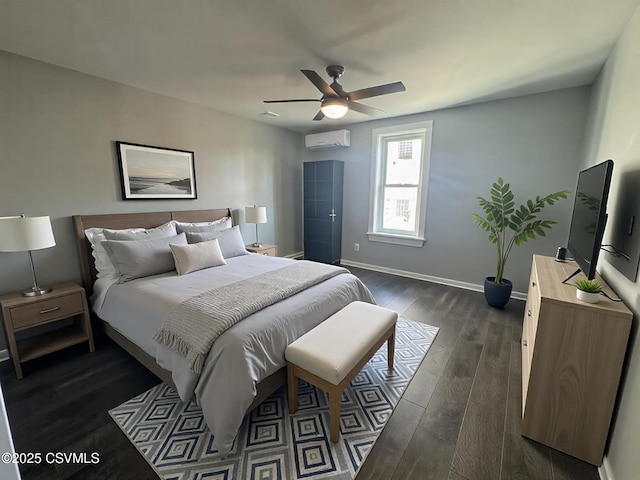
[320,98,348,119]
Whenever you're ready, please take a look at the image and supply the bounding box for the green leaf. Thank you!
[473,179,570,281]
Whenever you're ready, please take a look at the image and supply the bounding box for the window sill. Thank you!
[367,232,425,247]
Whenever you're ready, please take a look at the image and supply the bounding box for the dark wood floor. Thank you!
[0,268,600,480]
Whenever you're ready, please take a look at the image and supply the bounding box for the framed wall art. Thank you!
[116,141,197,200]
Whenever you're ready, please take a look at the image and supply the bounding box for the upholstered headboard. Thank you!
[72,208,232,295]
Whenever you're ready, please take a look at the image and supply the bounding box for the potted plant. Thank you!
[473,178,569,308]
[575,279,603,303]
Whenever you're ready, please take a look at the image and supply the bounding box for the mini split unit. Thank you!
[304,129,351,149]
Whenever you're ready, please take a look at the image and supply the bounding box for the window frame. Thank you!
[367,120,433,247]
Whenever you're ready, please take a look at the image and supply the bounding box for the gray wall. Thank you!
[0,50,304,349]
[580,4,640,479]
[305,88,590,293]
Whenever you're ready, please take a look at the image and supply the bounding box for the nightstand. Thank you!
[0,281,95,379]
[246,244,278,257]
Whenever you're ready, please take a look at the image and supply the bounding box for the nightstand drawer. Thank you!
[10,292,85,330]
[245,244,278,257]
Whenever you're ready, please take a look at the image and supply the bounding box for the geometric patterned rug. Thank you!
[109,318,438,480]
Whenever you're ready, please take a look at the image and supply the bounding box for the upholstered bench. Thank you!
[285,301,398,442]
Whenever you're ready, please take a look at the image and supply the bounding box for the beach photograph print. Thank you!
[117,141,197,200]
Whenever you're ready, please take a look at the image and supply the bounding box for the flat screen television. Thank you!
[565,159,614,281]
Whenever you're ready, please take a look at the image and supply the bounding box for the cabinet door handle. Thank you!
[527,309,531,317]
[532,281,536,287]
[39,306,60,314]
[523,340,528,347]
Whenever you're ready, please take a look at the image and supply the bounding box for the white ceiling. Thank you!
[1,0,638,133]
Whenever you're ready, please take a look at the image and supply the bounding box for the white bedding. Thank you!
[93,254,375,456]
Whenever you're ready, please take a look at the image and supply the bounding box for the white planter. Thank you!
[576,289,601,303]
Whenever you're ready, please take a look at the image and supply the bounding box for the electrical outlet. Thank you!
[354,243,360,252]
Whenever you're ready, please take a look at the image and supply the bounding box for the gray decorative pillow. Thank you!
[103,233,187,283]
[185,226,249,259]
[170,239,227,275]
[175,217,232,234]
[103,221,177,241]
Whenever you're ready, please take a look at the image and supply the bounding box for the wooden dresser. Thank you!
[521,255,632,465]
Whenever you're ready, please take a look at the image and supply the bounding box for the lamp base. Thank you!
[252,242,263,248]
[23,285,52,297]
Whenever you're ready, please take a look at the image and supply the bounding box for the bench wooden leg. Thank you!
[388,327,395,370]
[287,363,298,414]
[328,386,341,443]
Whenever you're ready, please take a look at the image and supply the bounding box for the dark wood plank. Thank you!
[550,449,601,480]
[448,469,469,480]
[402,345,451,408]
[391,421,457,480]
[450,322,512,479]
[501,433,553,480]
[419,339,484,444]
[505,320,524,436]
[355,398,424,480]
[451,399,505,479]
[468,321,512,407]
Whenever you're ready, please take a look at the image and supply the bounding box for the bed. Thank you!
[72,209,374,456]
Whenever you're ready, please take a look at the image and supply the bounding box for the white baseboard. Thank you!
[599,456,613,480]
[0,350,9,363]
[284,251,304,260]
[340,259,527,301]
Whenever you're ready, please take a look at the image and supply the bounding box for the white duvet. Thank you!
[93,254,374,456]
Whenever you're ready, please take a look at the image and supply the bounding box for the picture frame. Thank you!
[116,141,197,200]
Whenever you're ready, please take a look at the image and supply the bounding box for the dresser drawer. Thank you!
[10,293,85,330]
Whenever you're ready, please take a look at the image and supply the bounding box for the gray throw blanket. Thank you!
[154,260,348,373]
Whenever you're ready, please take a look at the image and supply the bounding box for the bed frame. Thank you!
[72,208,286,411]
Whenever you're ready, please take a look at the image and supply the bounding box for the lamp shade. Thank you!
[0,216,56,252]
[245,206,267,224]
[320,98,348,119]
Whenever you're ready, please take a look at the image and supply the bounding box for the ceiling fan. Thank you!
[264,65,406,121]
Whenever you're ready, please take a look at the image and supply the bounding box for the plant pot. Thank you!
[484,277,513,308]
[576,289,601,303]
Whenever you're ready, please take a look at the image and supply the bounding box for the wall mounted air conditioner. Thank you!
[305,129,351,149]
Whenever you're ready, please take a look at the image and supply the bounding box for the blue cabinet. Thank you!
[304,160,344,264]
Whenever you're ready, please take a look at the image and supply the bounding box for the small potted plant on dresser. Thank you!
[472,178,569,308]
[575,279,603,303]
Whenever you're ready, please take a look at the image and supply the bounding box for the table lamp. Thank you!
[0,215,56,296]
[245,205,267,247]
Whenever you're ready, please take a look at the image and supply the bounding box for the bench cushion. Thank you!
[285,301,397,385]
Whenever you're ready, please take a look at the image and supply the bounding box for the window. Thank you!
[368,121,433,247]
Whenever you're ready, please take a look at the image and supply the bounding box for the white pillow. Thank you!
[84,222,177,279]
[175,216,232,234]
[84,227,142,279]
[170,239,227,276]
[103,221,177,241]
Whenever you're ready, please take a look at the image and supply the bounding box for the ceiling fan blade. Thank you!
[348,101,385,116]
[263,99,320,103]
[313,110,325,121]
[301,70,338,96]
[348,81,406,101]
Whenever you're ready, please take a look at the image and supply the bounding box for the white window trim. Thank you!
[367,120,433,247]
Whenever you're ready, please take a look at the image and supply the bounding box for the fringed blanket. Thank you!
[153,260,348,373]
